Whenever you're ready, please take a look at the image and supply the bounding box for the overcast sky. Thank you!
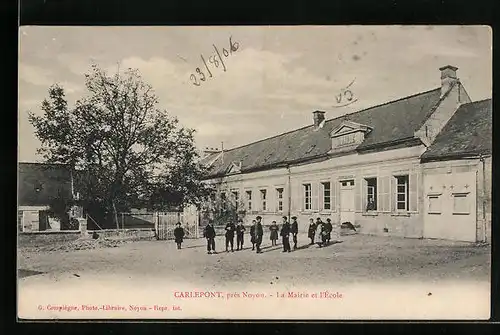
[18,25,492,162]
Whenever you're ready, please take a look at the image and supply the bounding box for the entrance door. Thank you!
[339,180,355,224]
[423,171,477,242]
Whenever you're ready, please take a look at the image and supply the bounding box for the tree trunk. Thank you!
[112,199,119,230]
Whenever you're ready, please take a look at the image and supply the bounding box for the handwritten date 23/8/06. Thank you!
[190,36,240,87]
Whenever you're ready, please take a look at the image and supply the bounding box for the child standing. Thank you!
[269,221,279,246]
[173,222,185,249]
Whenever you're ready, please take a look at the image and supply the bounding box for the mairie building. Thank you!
[199,65,492,243]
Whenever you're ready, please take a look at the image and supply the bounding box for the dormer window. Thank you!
[330,121,372,151]
[226,161,242,175]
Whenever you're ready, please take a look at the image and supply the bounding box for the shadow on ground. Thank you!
[18,269,45,279]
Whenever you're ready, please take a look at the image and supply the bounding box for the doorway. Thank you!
[340,179,355,224]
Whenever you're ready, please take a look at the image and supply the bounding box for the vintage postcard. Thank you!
[17,25,492,320]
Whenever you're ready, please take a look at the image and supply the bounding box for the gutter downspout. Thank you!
[287,165,292,223]
[479,154,487,243]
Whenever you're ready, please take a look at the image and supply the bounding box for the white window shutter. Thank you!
[409,172,419,212]
[391,176,397,212]
[379,176,390,212]
[331,179,337,212]
[319,183,324,210]
[355,178,362,212]
[361,178,368,212]
[312,182,319,211]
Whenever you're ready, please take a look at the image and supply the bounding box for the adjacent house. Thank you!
[420,98,492,242]
[18,162,76,232]
[199,65,492,243]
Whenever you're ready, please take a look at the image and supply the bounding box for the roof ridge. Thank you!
[322,87,441,119]
[460,98,492,106]
[218,87,441,155]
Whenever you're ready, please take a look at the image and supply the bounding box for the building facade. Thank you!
[200,65,492,243]
[18,162,78,232]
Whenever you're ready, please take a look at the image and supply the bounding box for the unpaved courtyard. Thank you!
[18,233,490,285]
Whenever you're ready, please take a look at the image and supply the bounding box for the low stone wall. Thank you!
[88,228,156,241]
[18,230,81,248]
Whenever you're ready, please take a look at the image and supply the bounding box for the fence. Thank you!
[156,211,200,240]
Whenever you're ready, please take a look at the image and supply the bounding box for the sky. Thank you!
[18,25,492,162]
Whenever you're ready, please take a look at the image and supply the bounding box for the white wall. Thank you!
[205,145,427,236]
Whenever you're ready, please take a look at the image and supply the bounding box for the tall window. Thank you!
[232,191,239,210]
[246,190,252,211]
[366,178,377,211]
[321,182,331,210]
[276,188,284,212]
[260,189,267,211]
[395,175,409,211]
[220,192,227,210]
[303,183,312,210]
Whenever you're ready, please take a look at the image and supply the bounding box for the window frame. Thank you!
[321,181,331,211]
[365,177,378,211]
[452,192,470,215]
[260,189,267,212]
[245,190,252,211]
[395,175,409,212]
[303,183,312,211]
[276,187,284,212]
[231,190,239,210]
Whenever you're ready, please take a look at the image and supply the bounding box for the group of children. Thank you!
[192,216,337,254]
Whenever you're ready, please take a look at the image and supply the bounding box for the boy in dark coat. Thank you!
[307,218,316,245]
[280,216,291,252]
[291,216,299,250]
[236,219,246,250]
[255,216,264,253]
[255,216,264,254]
[325,218,333,244]
[250,220,257,251]
[173,222,185,249]
[204,220,216,254]
[269,221,279,246]
[225,220,236,252]
[319,221,328,247]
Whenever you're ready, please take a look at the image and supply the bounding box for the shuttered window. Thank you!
[321,182,331,210]
[378,176,391,212]
[395,175,409,211]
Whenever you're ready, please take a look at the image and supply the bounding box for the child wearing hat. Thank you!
[236,218,246,251]
[173,222,185,250]
[255,216,264,253]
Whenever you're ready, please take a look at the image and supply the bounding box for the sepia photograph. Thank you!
[17,25,492,320]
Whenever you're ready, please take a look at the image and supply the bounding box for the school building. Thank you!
[199,65,492,243]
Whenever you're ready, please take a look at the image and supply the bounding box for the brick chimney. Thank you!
[439,65,459,97]
[313,111,326,128]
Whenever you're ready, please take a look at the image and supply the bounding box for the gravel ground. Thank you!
[17,232,490,285]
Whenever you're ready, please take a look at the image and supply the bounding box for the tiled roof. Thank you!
[202,87,443,178]
[18,163,73,207]
[421,99,492,161]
